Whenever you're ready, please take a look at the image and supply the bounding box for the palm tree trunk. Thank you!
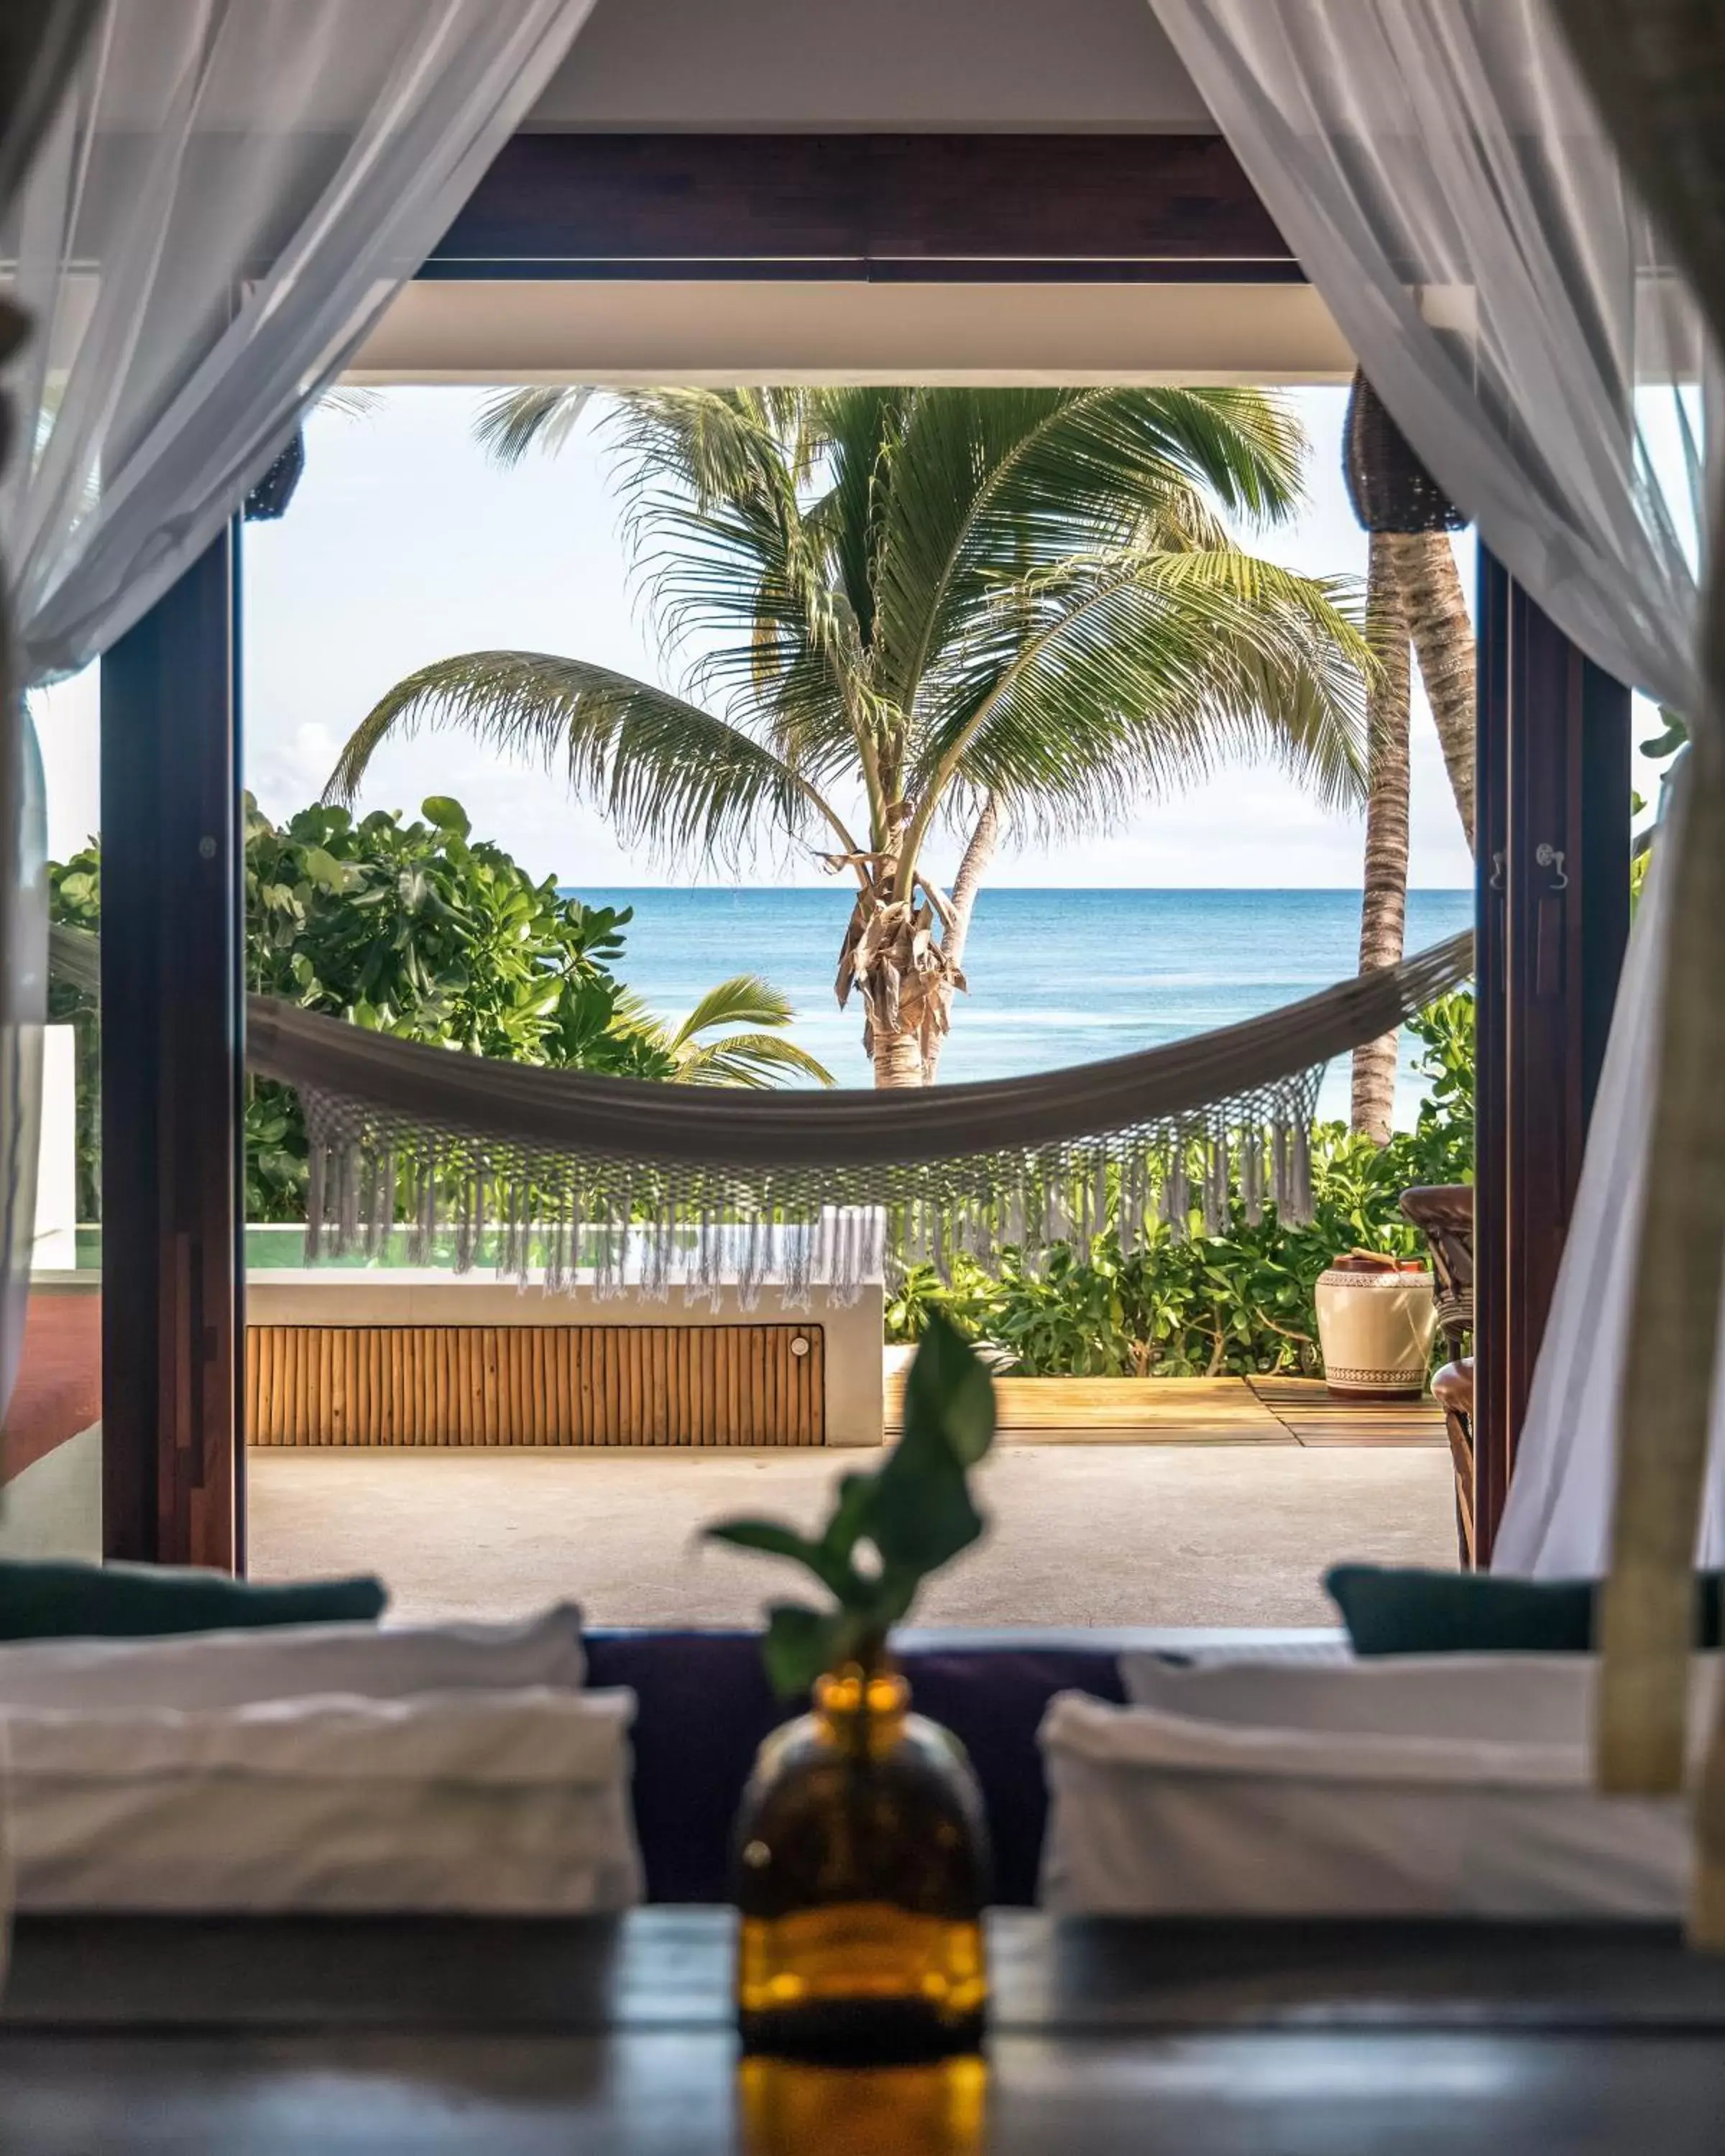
[872,1028,926,1086]
[1351,533,1412,1144]
[1384,530,1475,855]
[921,796,998,1083]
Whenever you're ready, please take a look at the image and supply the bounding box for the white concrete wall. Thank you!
[354,281,1352,388]
[247,1273,885,1447]
[33,1026,78,1273]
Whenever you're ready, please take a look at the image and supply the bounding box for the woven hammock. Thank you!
[50,922,1471,1307]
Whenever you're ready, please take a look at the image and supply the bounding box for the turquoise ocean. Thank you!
[580,888,1473,1126]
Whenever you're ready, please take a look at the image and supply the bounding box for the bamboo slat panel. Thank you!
[247,1325,824,1447]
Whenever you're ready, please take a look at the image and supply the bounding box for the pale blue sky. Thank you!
[38,383,1478,887]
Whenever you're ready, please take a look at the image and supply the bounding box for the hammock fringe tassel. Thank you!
[298,1069,1322,1311]
[49,921,1472,1311]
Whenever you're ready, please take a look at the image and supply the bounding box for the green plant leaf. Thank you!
[703,1516,852,1598]
[869,1441,985,1579]
[760,1601,842,1699]
[820,1472,876,1572]
[421,795,472,839]
[900,1310,996,1467]
[865,1315,995,1577]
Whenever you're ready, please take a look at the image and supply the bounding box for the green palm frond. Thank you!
[603,388,811,526]
[595,390,887,819]
[672,1032,837,1088]
[666,972,799,1051]
[829,387,1310,722]
[617,972,834,1087]
[474,387,594,466]
[903,549,1369,856]
[325,651,858,867]
[319,386,382,423]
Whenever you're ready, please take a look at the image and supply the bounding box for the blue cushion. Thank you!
[1327,1563,1725,1655]
[0,1557,386,1640]
[581,1631,1124,1906]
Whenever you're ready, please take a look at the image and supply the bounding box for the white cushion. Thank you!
[0,1603,585,1713]
[2,1685,641,1913]
[1121,1650,1590,1742]
[1040,1658,1714,1919]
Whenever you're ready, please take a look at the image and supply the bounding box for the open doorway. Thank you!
[224,366,1473,1628]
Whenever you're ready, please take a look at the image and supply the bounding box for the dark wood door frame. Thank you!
[100,527,244,1570]
[93,134,1304,1574]
[96,134,1617,1572]
[1473,552,1630,1562]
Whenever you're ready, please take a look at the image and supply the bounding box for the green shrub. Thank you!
[885,992,1473,1377]
[50,795,675,1221]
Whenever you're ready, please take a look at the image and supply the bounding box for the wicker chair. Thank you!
[1399,1184,1475,1567]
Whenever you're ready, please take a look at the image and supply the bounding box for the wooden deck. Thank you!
[886,1356,1445,1447]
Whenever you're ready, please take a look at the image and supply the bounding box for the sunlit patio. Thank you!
[247,1439,1456,1629]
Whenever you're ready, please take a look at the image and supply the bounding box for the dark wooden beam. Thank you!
[100,530,243,1571]
[1473,550,1512,1561]
[1473,554,1631,1562]
[426,134,1300,281]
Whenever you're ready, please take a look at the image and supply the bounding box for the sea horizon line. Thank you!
[558,883,1475,897]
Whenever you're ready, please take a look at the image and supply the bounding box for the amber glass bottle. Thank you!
[734,1659,991,2063]
[738,2055,988,2156]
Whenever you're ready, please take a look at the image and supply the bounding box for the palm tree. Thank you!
[1350,533,1413,1143]
[1343,372,1473,1141]
[1386,530,1476,853]
[329,387,1372,1087]
[616,973,834,1088]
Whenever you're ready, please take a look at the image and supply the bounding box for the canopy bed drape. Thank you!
[1149,0,1725,1931]
[0,0,597,1427]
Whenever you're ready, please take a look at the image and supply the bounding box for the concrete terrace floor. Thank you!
[247,1444,1458,1629]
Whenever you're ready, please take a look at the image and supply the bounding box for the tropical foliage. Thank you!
[330,386,1373,1087]
[243,793,656,1072]
[48,793,819,1220]
[886,992,1473,1376]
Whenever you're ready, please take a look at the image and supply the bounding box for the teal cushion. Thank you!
[0,1558,387,1641]
[1325,1563,1725,1656]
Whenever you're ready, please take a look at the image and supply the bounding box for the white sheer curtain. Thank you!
[1149,0,1716,1575]
[2,0,594,688]
[1491,766,1725,1573]
[0,1,101,1437]
[0,0,592,1428]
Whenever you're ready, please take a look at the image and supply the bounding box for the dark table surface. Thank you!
[6,1907,1725,2152]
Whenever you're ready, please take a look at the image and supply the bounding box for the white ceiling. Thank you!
[526,0,1215,133]
[359,4,1281,383]
[354,280,1349,385]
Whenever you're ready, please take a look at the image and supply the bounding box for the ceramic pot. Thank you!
[1315,1263,1437,1398]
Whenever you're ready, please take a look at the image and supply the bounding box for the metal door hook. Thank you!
[1534,843,1568,892]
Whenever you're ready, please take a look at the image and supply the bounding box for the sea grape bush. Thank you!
[886,992,1474,1378]
[50,794,675,1220]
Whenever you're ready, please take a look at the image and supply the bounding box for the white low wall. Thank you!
[246,1271,885,1447]
[33,1026,78,1273]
